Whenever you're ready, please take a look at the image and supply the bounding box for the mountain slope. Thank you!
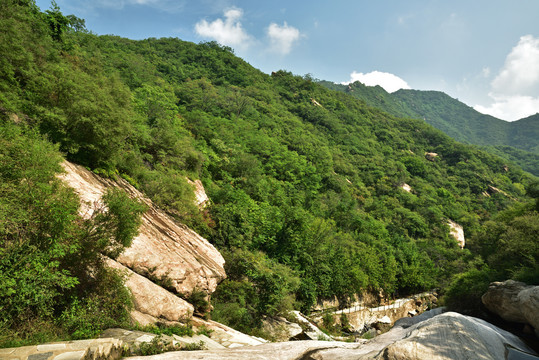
[320,81,539,175]
[1,1,537,343]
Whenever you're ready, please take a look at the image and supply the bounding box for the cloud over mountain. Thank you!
[475,35,539,121]
[343,71,410,93]
[195,8,251,49]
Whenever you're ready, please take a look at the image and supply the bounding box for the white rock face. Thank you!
[187,178,209,208]
[106,259,194,322]
[447,219,465,249]
[58,161,226,297]
[401,183,412,192]
[290,311,333,341]
[425,152,438,161]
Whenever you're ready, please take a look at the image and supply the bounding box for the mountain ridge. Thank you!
[319,80,539,175]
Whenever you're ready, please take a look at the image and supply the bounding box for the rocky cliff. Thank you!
[58,161,226,321]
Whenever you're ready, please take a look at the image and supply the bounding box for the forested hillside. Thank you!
[1,0,538,343]
[321,81,539,176]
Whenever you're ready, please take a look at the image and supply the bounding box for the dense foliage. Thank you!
[444,186,539,314]
[321,81,539,176]
[1,0,537,340]
[0,120,144,346]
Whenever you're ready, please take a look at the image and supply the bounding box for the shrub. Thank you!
[59,268,133,339]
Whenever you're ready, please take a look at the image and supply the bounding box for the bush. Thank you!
[59,268,133,339]
[443,266,494,316]
[187,288,210,316]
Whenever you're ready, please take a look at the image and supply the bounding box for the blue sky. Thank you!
[36,0,539,121]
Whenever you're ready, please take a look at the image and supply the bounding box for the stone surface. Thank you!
[290,311,333,341]
[186,178,209,208]
[401,183,412,192]
[447,219,465,249]
[124,341,361,360]
[190,317,268,348]
[261,316,303,341]
[172,334,225,351]
[123,312,538,359]
[366,312,537,360]
[482,280,539,334]
[328,292,435,332]
[518,286,539,333]
[1,338,125,360]
[58,161,226,297]
[106,259,194,322]
[425,152,438,161]
[100,328,224,354]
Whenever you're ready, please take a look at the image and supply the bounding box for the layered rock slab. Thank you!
[124,341,361,360]
[58,161,225,297]
[106,259,194,322]
[0,338,125,360]
[123,311,538,360]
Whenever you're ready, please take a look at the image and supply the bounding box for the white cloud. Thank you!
[194,8,251,49]
[267,22,301,55]
[474,95,539,121]
[342,71,410,93]
[474,35,539,121]
[491,35,539,95]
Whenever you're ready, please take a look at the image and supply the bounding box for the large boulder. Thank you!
[482,280,539,335]
[106,259,194,322]
[365,312,536,360]
[261,316,303,341]
[58,161,226,297]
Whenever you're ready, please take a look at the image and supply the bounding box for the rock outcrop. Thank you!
[122,311,538,360]
[327,292,437,333]
[58,161,226,299]
[482,280,539,336]
[186,178,209,208]
[0,338,125,360]
[261,316,303,341]
[289,311,333,341]
[401,183,412,192]
[447,219,465,249]
[125,341,361,360]
[106,259,194,323]
[366,312,536,360]
[101,328,226,353]
[190,317,267,348]
[425,152,438,161]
